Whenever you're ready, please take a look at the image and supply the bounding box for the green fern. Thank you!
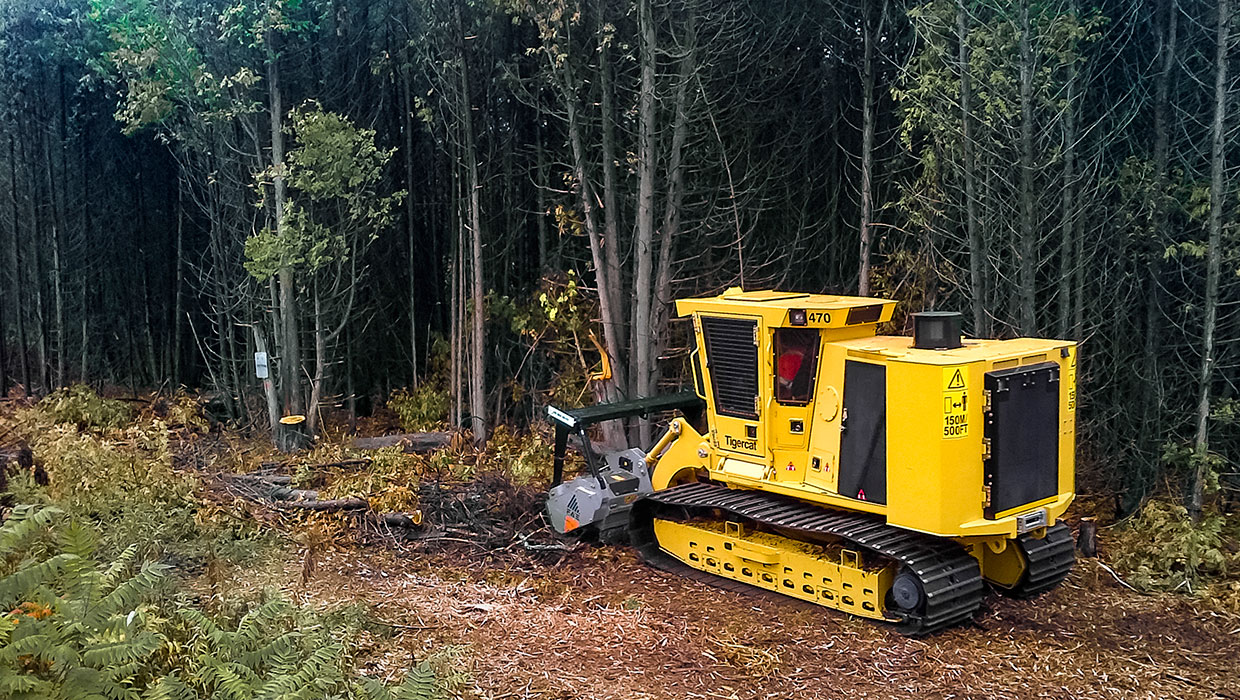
[0,505,64,559]
[392,663,438,700]
[1,506,450,700]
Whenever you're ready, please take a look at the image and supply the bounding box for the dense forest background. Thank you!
[0,0,1235,512]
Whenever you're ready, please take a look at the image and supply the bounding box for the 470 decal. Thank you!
[806,311,831,323]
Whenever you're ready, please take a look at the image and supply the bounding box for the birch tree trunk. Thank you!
[957,1,986,335]
[857,0,880,296]
[268,36,302,417]
[1191,0,1229,519]
[1057,3,1078,340]
[1139,0,1177,501]
[454,0,488,445]
[632,0,659,446]
[654,1,697,391]
[1017,0,1038,335]
[402,67,419,388]
[598,4,628,359]
[545,39,628,447]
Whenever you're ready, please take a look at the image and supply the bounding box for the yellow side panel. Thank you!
[885,359,986,535]
[803,343,848,494]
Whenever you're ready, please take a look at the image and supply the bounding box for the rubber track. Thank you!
[631,482,985,636]
[1008,523,1075,597]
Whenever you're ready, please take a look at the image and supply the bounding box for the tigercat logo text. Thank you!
[724,435,758,451]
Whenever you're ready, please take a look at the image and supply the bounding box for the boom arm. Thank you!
[547,391,704,487]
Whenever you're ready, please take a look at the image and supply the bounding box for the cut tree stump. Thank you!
[276,415,312,453]
[1078,517,1098,558]
[350,432,451,453]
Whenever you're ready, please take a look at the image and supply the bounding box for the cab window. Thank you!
[775,328,820,405]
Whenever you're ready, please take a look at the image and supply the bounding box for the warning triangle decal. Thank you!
[857,489,867,501]
[947,369,965,390]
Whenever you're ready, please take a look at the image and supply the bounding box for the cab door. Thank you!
[769,328,821,483]
[697,314,765,463]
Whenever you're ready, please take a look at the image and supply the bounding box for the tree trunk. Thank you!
[1191,0,1229,519]
[26,131,48,394]
[1017,0,1038,335]
[268,33,301,416]
[402,67,419,388]
[307,285,326,437]
[44,128,64,389]
[654,0,697,401]
[535,115,551,270]
[1057,2,1079,340]
[172,176,185,386]
[454,0,487,445]
[1139,0,1177,504]
[79,130,90,383]
[253,324,281,441]
[957,0,985,336]
[8,135,27,393]
[545,28,627,446]
[598,1,628,361]
[632,0,659,447]
[450,154,463,430]
[857,0,880,296]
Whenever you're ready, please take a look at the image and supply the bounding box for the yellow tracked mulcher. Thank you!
[545,288,1076,635]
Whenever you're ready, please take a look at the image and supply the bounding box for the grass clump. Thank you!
[38,385,134,430]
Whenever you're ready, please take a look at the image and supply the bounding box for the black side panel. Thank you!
[984,362,1060,517]
[839,360,886,504]
[701,316,759,419]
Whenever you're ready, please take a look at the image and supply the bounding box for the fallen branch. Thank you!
[350,432,451,453]
[268,486,320,501]
[229,473,293,485]
[258,458,373,472]
[275,497,369,512]
[370,511,423,529]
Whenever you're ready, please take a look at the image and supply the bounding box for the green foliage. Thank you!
[387,386,450,433]
[39,385,134,431]
[245,102,404,281]
[0,508,442,700]
[486,427,552,486]
[1111,500,1237,593]
[1161,441,1226,495]
[6,393,270,568]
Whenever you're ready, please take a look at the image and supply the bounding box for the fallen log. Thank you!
[371,511,423,528]
[267,486,319,501]
[351,432,451,453]
[276,497,369,512]
[258,458,373,472]
[230,473,293,485]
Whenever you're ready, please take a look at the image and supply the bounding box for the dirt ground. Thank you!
[235,533,1240,700]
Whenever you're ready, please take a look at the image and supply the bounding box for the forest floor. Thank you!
[4,389,1238,700]
[221,515,1240,700]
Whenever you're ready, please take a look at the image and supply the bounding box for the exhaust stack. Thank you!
[911,311,962,350]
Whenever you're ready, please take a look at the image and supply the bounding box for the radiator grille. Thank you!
[701,316,759,419]
[984,362,1060,517]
